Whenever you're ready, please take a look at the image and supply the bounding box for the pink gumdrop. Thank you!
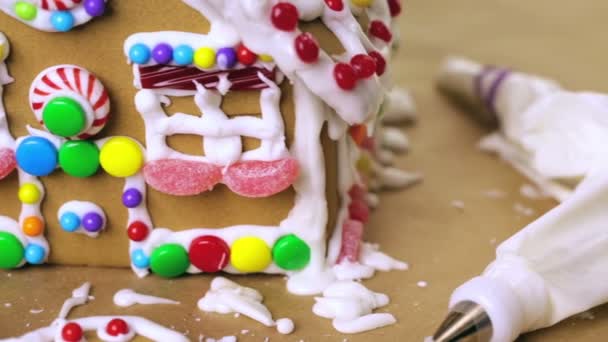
[143,159,222,196]
[337,219,364,264]
[348,198,370,224]
[0,149,16,180]
[348,184,367,201]
[223,158,299,198]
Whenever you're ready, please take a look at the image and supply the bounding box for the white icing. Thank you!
[57,201,106,238]
[382,88,417,124]
[313,281,396,334]
[0,0,107,32]
[381,127,409,152]
[198,277,295,334]
[449,169,608,341]
[5,282,188,342]
[113,289,180,307]
[520,184,548,200]
[376,166,423,190]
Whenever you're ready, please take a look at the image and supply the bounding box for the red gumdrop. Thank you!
[295,32,320,63]
[388,0,402,17]
[334,63,357,90]
[127,221,149,242]
[143,159,223,196]
[223,158,299,198]
[324,0,344,11]
[348,184,367,201]
[237,44,257,66]
[189,235,230,273]
[369,20,393,43]
[350,54,377,79]
[337,219,364,263]
[349,198,370,224]
[271,2,299,31]
[106,318,129,336]
[0,148,16,180]
[61,322,83,342]
[368,51,387,76]
[349,124,368,146]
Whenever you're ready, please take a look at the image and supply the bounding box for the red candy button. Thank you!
[189,236,230,273]
[271,3,299,31]
[127,221,149,242]
[325,0,344,11]
[237,44,257,66]
[106,318,129,336]
[369,51,387,76]
[369,20,393,43]
[294,33,320,63]
[61,322,83,342]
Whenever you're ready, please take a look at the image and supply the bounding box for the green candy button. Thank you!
[42,97,87,137]
[0,232,24,269]
[59,141,100,178]
[272,234,311,271]
[15,1,37,21]
[150,244,190,278]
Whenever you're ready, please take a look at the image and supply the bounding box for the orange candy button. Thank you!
[23,216,44,237]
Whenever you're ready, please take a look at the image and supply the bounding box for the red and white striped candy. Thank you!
[37,0,82,10]
[29,65,110,139]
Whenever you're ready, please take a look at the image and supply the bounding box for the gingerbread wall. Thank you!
[1,1,340,267]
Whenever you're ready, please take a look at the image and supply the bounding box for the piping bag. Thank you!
[437,56,608,202]
[434,162,608,341]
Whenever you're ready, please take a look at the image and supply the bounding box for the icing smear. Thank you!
[198,277,295,335]
[113,289,180,307]
[5,282,188,342]
[313,281,397,334]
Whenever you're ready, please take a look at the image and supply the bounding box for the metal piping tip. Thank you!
[432,301,493,342]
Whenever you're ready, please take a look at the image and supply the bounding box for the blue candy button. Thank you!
[16,136,58,176]
[50,11,75,32]
[173,45,194,65]
[131,249,150,269]
[130,43,151,64]
[25,244,46,264]
[60,212,81,232]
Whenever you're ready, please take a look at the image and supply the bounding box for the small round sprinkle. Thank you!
[22,217,44,237]
[271,3,299,31]
[24,244,45,264]
[84,0,106,17]
[152,43,173,64]
[194,47,216,69]
[127,221,149,242]
[60,212,80,232]
[50,11,75,32]
[173,45,194,65]
[129,44,151,64]
[14,1,37,21]
[216,47,237,69]
[61,322,83,342]
[131,249,150,269]
[294,33,320,63]
[82,212,104,233]
[334,62,357,90]
[122,188,143,208]
[18,183,41,204]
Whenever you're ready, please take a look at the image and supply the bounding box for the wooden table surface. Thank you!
[2,1,607,341]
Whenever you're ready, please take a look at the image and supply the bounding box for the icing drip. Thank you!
[313,281,397,334]
[58,282,93,319]
[382,87,417,124]
[198,277,295,334]
[113,289,180,307]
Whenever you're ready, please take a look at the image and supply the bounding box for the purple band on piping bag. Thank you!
[485,69,511,114]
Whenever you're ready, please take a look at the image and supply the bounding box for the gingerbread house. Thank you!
[0,0,406,293]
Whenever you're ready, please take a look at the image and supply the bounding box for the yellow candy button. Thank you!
[231,236,272,273]
[194,47,216,69]
[356,154,373,176]
[100,137,144,178]
[259,54,274,62]
[351,0,373,7]
[18,183,41,204]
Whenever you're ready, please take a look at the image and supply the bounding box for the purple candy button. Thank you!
[217,47,237,69]
[122,188,142,208]
[84,0,106,17]
[82,212,104,232]
[152,43,173,64]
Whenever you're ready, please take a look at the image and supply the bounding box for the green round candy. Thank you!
[272,234,311,271]
[15,1,37,21]
[150,244,189,278]
[42,97,87,137]
[0,232,24,269]
[59,141,100,178]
